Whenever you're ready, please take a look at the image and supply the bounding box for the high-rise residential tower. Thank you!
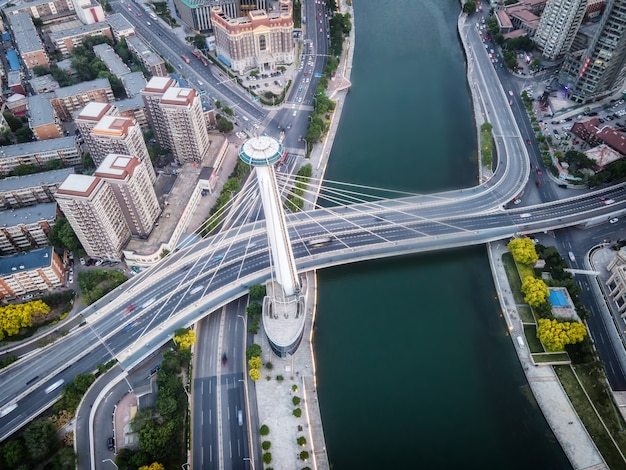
[534,0,588,61]
[560,0,626,103]
[141,76,178,149]
[95,154,161,238]
[55,174,131,261]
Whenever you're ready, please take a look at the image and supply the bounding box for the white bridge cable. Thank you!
[275,173,482,242]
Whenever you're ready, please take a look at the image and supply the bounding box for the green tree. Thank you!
[292,396,301,406]
[51,447,76,470]
[507,238,538,265]
[24,420,57,461]
[262,453,272,464]
[297,436,306,446]
[246,343,262,360]
[246,301,262,319]
[259,424,270,436]
[299,450,309,460]
[217,117,234,133]
[15,127,34,143]
[138,420,175,461]
[48,217,82,252]
[3,113,22,132]
[521,276,549,307]
[2,439,26,468]
[249,283,266,300]
[463,0,477,14]
[262,441,271,450]
[293,408,302,417]
[192,34,206,50]
[104,1,112,12]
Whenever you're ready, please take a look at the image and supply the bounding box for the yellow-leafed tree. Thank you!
[508,237,539,265]
[173,328,196,349]
[0,300,50,340]
[521,276,549,307]
[248,356,262,370]
[138,463,165,470]
[249,368,261,381]
[537,318,587,351]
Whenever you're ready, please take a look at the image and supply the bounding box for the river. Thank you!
[313,1,571,468]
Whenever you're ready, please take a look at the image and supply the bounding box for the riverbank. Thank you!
[457,11,608,469]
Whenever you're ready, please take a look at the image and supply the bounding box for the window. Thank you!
[259,35,266,51]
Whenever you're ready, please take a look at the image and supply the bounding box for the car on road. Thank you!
[107,437,115,451]
[604,199,615,205]
[536,169,542,175]
[68,275,73,284]
[610,218,619,224]
[526,139,531,145]
[221,353,228,366]
[535,180,541,188]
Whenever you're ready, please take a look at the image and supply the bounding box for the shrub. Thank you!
[292,396,301,406]
[299,450,309,460]
[292,384,298,392]
[276,375,284,382]
[293,408,302,418]
[260,424,270,436]
[262,441,271,450]
[265,361,273,370]
[297,436,307,446]
[263,452,272,464]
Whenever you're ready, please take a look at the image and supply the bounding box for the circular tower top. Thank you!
[239,136,284,167]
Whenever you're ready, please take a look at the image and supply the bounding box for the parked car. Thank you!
[609,218,619,224]
[79,257,86,266]
[107,437,115,451]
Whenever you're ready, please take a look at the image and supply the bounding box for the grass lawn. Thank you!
[502,252,525,304]
[555,365,626,468]
[532,352,569,363]
[518,305,535,324]
[523,325,544,353]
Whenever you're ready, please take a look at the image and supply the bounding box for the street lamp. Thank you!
[102,459,118,469]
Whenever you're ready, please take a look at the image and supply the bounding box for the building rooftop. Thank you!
[144,75,176,93]
[48,21,111,41]
[115,94,145,113]
[28,93,56,127]
[10,13,43,54]
[0,136,77,158]
[161,87,196,105]
[7,71,21,87]
[76,101,113,121]
[122,71,147,97]
[53,78,111,99]
[95,154,138,179]
[106,13,135,33]
[0,202,57,229]
[8,11,33,33]
[92,115,133,136]
[93,43,131,77]
[0,247,55,277]
[57,173,98,196]
[29,74,60,93]
[126,36,166,67]
[0,168,75,192]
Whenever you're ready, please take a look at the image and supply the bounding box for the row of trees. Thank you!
[116,333,194,469]
[0,300,50,340]
[537,318,587,351]
[247,343,262,381]
[285,164,313,212]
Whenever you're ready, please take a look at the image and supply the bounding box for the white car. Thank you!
[68,275,74,284]
[609,218,619,224]
[79,257,86,265]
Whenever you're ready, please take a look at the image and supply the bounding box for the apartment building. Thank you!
[95,154,160,237]
[560,0,626,103]
[106,13,135,41]
[75,101,119,157]
[3,0,75,22]
[173,0,238,33]
[125,36,168,78]
[116,95,148,130]
[51,78,114,121]
[535,0,587,61]
[0,168,74,210]
[0,203,57,255]
[0,137,81,175]
[8,12,50,70]
[28,93,63,141]
[90,115,156,181]
[141,76,178,148]
[55,174,131,261]
[49,22,113,57]
[0,247,64,300]
[212,0,294,74]
[159,87,211,164]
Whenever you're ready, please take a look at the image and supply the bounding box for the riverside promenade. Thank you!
[458,11,607,469]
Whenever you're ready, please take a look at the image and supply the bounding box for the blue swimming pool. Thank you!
[549,290,568,307]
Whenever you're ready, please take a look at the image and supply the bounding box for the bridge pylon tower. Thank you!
[239,136,306,357]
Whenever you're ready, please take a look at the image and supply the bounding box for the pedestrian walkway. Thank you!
[487,241,607,469]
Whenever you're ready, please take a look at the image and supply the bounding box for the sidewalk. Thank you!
[487,241,607,469]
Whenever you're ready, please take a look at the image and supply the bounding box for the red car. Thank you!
[526,139,531,145]
[221,353,228,366]
[536,169,542,175]
[535,180,541,188]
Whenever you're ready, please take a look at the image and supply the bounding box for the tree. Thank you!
[138,420,175,461]
[24,420,57,461]
[259,424,270,436]
[508,238,538,265]
[293,408,302,417]
[297,436,306,446]
[48,217,82,252]
[246,302,262,319]
[537,318,587,351]
[463,0,477,14]
[191,34,206,50]
[217,117,234,133]
[262,453,272,464]
[246,343,262,360]
[2,439,26,468]
[292,396,301,406]
[138,463,166,470]
[249,284,266,300]
[173,328,196,349]
[51,447,76,470]
[104,1,112,12]
[249,368,261,381]
[3,113,23,132]
[262,441,271,450]
[299,450,310,460]
[248,356,262,370]
[521,276,549,307]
